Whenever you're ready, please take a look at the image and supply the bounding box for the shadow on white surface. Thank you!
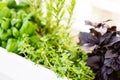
[0,72,13,80]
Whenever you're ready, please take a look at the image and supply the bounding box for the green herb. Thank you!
[0,0,95,80]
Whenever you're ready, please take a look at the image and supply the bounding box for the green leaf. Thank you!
[0,7,10,18]
[17,10,27,20]
[1,41,7,48]
[6,38,18,52]
[0,31,8,41]
[12,27,19,38]
[1,18,10,30]
[7,29,12,37]
[0,2,7,9]
[11,18,21,29]
[7,0,17,8]
[20,20,36,35]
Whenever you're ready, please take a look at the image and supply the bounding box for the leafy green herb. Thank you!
[0,0,95,80]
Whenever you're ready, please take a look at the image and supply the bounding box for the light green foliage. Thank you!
[0,0,95,80]
[12,27,19,38]
[1,18,10,30]
[6,38,18,52]
[0,7,10,18]
[20,20,36,35]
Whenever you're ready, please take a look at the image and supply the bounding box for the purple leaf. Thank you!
[79,20,120,80]
[86,55,101,70]
[79,32,98,45]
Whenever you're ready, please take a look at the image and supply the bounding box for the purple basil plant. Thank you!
[79,20,120,80]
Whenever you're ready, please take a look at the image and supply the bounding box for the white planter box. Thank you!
[0,47,67,80]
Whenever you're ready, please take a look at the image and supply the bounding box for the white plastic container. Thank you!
[0,47,66,80]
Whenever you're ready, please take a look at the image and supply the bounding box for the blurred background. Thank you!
[72,0,120,42]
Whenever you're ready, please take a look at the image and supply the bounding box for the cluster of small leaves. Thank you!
[32,30,95,80]
[79,20,120,80]
[18,26,95,80]
[0,0,95,80]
